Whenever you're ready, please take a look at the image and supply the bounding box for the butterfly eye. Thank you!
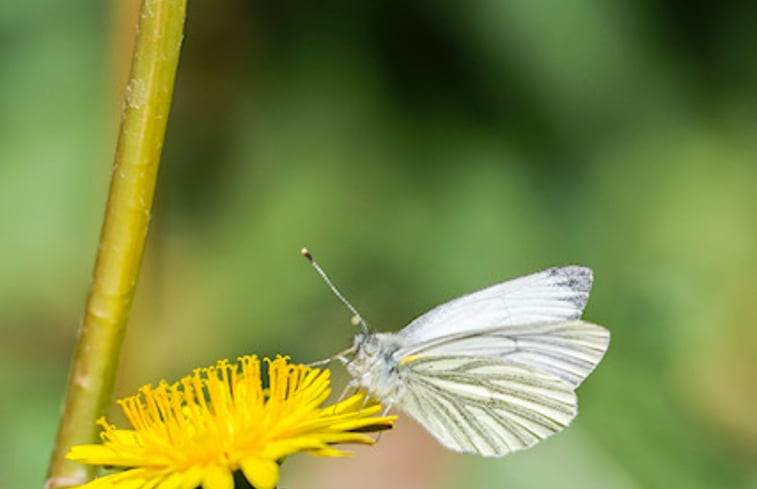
[356,334,380,355]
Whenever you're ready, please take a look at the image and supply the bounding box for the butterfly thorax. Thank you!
[346,332,408,402]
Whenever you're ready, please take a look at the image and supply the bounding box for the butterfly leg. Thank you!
[304,357,333,368]
[359,389,372,413]
[329,380,360,415]
[370,398,395,443]
[382,400,394,416]
[307,345,357,368]
[337,380,359,403]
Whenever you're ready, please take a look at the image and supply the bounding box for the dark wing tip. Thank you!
[546,266,593,312]
[547,265,593,292]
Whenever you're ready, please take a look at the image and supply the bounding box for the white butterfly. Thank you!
[303,250,609,458]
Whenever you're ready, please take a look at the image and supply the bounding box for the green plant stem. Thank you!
[45,1,187,487]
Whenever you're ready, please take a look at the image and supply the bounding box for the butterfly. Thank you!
[303,249,609,458]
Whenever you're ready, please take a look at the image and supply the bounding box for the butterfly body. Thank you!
[347,332,408,401]
[340,266,609,457]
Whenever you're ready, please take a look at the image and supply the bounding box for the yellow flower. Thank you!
[66,355,394,489]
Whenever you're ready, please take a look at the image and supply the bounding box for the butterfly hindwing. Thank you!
[396,320,610,387]
[394,355,578,457]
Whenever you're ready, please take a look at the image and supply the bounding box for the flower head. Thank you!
[67,355,394,489]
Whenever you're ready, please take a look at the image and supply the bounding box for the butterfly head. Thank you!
[344,332,409,401]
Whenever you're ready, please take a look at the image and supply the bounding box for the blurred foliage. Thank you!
[2,0,757,487]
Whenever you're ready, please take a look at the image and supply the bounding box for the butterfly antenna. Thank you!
[301,248,370,334]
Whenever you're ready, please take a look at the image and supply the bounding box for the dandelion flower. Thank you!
[67,355,394,489]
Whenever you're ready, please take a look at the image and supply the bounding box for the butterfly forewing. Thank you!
[398,266,593,344]
[395,355,577,457]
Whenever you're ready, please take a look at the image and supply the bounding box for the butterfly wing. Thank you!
[394,355,577,457]
[398,266,594,344]
[396,320,609,387]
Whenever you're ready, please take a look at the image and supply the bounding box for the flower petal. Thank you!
[240,456,279,489]
[202,465,233,489]
[74,468,151,489]
[177,466,205,489]
[66,444,148,467]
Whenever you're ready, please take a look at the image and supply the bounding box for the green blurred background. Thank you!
[2,0,757,487]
